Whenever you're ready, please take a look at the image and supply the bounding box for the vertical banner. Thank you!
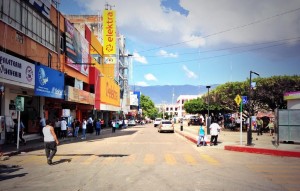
[103,10,116,55]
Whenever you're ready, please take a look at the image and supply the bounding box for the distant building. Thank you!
[155,94,201,119]
[284,91,300,109]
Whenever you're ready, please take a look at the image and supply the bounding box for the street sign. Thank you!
[234,95,242,106]
[15,97,24,111]
[242,96,248,104]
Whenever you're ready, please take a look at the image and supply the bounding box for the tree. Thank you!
[140,94,158,119]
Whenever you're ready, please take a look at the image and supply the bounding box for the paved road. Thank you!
[1,124,300,191]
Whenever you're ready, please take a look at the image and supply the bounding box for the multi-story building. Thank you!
[0,0,129,143]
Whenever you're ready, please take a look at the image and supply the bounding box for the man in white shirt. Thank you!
[209,120,221,146]
[60,118,67,139]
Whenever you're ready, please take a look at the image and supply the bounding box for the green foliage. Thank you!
[184,75,300,115]
[140,94,158,119]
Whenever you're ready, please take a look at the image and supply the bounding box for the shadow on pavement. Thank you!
[0,164,27,181]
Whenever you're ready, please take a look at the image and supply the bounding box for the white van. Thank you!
[154,118,162,127]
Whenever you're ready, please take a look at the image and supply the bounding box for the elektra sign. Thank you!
[34,64,64,99]
[103,10,116,55]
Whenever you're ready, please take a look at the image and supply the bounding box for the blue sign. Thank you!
[242,96,248,104]
[34,64,64,99]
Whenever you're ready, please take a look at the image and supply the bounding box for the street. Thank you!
[1,124,300,191]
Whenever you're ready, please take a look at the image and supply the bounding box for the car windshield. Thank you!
[162,121,172,124]
[156,119,162,121]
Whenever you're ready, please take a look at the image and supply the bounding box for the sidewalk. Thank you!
[0,128,116,158]
[174,124,300,158]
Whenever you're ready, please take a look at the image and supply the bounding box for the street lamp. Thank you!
[206,85,211,135]
[247,70,260,146]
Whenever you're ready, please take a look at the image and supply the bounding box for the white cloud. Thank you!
[133,52,148,64]
[144,73,158,81]
[157,50,178,58]
[136,81,148,86]
[182,65,198,79]
[81,0,300,49]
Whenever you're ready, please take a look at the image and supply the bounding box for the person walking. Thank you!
[257,117,263,136]
[81,118,87,139]
[197,123,206,147]
[95,119,101,136]
[209,120,221,146]
[266,120,275,136]
[54,118,61,139]
[42,120,59,165]
[87,116,93,133]
[14,119,26,145]
[60,118,67,139]
[112,120,116,133]
[74,119,80,138]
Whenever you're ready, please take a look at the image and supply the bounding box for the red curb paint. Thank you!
[176,130,210,144]
[224,145,300,158]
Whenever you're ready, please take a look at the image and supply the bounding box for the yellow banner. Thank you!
[100,77,120,106]
[103,10,116,55]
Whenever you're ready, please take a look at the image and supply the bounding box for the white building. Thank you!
[155,94,201,119]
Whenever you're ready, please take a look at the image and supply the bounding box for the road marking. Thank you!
[183,154,197,165]
[102,157,115,165]
[124,154,136,165]
[82,155,98,165]
[164,154,176,165]
[200,154,220,166]
[144,154,155,165]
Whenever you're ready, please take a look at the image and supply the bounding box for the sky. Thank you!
[59,0,300,87]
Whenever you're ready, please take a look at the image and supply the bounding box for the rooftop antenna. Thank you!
[105,2,115,10]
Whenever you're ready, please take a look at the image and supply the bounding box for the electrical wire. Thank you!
[136,7,300,53]
[134,38,300,67]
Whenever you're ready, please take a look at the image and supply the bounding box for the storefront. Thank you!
[0,51,36,143]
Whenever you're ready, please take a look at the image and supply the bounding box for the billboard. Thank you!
[103,10,116,55]
[34,64,64,99]
[65,20,89,76]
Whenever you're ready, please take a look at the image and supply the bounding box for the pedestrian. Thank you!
[13,119,26,145]
[74,119,80,138]
[197,122,206,147]
[257,117,263,136]
[266,120,275,136]
[42,120,59,165]
[87,116,93,133]
[95,119,101,136]
[100,119,105,128]
[81,118,87,139]
[54,118,61,139]
[112,119,116,133]
[39,116,46,137]
[209,120,221,146]
[71,119,76,137]
[60,118,67,139]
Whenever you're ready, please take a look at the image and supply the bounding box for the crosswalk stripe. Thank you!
[164,154,176,165]
[144,154,155,165]
[200,154,220,166]
[124,154,136,165]
[82,155,98,165]
[102,157,115,165]
[183,154,197,165]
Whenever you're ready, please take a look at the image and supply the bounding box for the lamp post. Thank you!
[247,70,260,146]
[206,85,211,135]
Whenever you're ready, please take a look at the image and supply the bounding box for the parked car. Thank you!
[188,116,202,126]
[154,118,162,127]
[158,120,174,133]
[128,119,136,126]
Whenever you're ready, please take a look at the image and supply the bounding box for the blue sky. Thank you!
[59,0,300,86]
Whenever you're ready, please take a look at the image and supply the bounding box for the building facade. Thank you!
[0,0,130,144]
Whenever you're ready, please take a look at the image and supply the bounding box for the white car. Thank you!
[128,119,136,126]
[154,118,162,127]
[158,120,174,133]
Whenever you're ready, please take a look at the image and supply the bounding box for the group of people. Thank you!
[196,119,222,147]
